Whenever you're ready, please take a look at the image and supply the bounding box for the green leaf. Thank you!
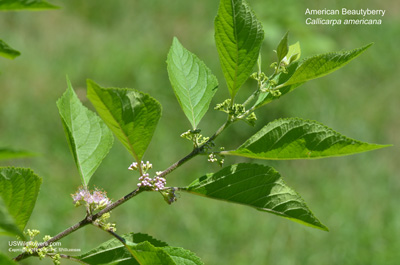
[0,148,35,160]
[87,80,161,162]
[215,0,264,99]
[0,40,20,59]
[167,37,218,129]
[0,253,18,265]
[182,163,328,231]
[128,242,175,265]
[125,233,169,247]
[78,240,138,264]
[225,118,389,160]
[0,198,25,239]
[0,167,42,239]
[162,247,204,265]
[78,236,136,264]
[57,79,114,187]
[276,32,289,64]
[254,43,370,109]
[280,43,373,87]
[78,233,167,264]
[283,41,301,65]
[0,0,59,11]
[78,232,202,265]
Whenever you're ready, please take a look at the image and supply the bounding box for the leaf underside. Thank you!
[87,80,161,162]
[215,0,264,99]
[183,163,328,231]
[226,118,389,160]
[57,79,114,187]
[0,167,42,239]
[167,37,218,129]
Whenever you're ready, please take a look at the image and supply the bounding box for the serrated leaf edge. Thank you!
[224,117,390,160]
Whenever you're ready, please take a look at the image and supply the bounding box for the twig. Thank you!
[13,115,234,262]
[92,222,126,245]
[157,118,231,179]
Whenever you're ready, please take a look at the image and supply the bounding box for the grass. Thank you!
[0,0,399,264]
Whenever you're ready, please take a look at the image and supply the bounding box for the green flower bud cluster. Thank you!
[270,61,288,74]
[160,187,178,205]
[252,71,281,98]
[215,99,246,117]
[95,212,117,233]
[22,230,57,262]
[215,99,257,126]
[215,99,251,122]
[252,65,283,99]
[25,229,40,239]
[250,71,268,83]
[52,254,61,265]
[246,112,257,126]
[180,129,210,148]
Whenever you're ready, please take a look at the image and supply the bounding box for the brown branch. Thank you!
[14,118,233,262]
[157,118,231,179]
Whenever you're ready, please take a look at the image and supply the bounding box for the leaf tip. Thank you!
[284,30,289,38]
[375,143,393,149]
[65,75,72,89]
[86,79,100,94]
[313,221,329,232]
[86,78,95,86]
[359,42,374,53]
[366,42,374,48]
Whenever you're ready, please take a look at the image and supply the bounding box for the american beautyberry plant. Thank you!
[0,0,390,264]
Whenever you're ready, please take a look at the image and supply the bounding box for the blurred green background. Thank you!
[0,0,398,264]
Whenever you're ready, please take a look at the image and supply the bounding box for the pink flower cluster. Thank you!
[137,174,167,191]
[72,187,111,210]
[128,160,167,191]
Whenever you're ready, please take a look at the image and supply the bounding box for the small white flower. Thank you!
[128,162,138,170]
